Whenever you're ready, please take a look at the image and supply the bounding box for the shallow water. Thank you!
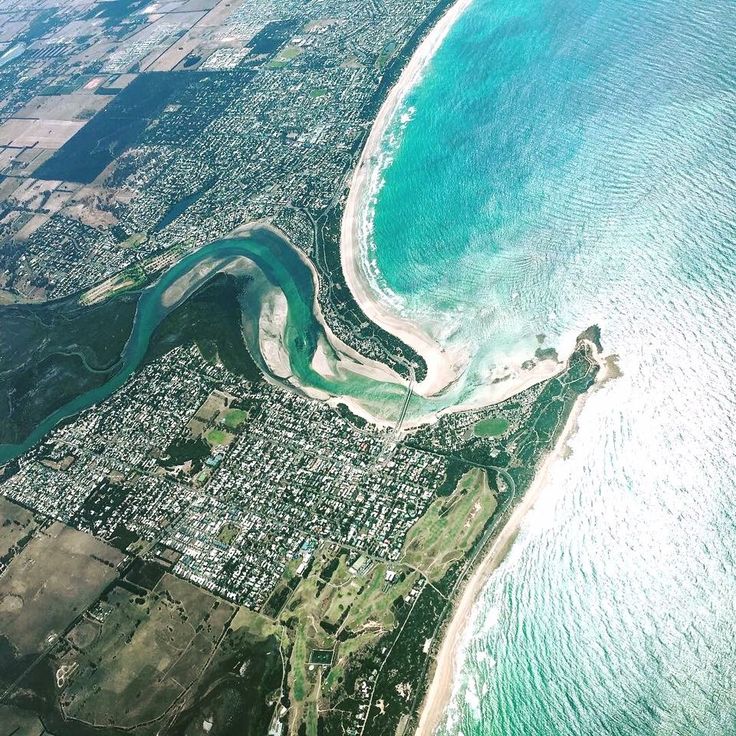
[365,0,736,732]
[0,230,408,463]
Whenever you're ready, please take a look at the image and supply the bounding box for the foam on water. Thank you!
[364,0,736,732]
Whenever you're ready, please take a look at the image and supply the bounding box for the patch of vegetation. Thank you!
[158,436,211,468]
[0,291,139,445]
[267,44,303,68]
[222,408,248,430]
[435,456,472,496]
[144,273,263,381]
[206,428,231,446]
[473,416,509,437]
[334,402,368,429]
[402,469,497,582]
[217,522,239,545]
[376,40,397,68]
[124,558,166,590]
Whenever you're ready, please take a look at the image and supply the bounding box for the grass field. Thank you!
[306,701,319,736]
[474,416,510,437]
[206,428,234,446]
[268,45,303,68]
[222,408,248,430]
[61,573,234,728]
[291,623,308,702]
[0,497,38,559]
[230,606,278,639]
[401,468,498,582]
[0,705,45,736]
[217,521,240,545]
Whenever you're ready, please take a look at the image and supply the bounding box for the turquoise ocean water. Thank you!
[364,0,736,733]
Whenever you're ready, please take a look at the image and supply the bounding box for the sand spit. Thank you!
[229,225,564,429]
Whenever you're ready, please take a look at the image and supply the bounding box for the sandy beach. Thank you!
[229,219,565,432]
[415,341,608,735]
[415,423,576,735]
[340,0,476,397]
[337,26,605,728]
[231,223,405,389]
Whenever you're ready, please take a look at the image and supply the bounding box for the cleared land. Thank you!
[61,573,235,729]
[402,468,498,582]
[0,704,45,736]
[0,118,85,149]
[0,497,38,560]
[0,522,123,656]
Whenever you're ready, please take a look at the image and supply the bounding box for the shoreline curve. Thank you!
[415,340,610,736]
[340,0,477,397]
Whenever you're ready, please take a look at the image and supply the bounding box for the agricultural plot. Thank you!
[0,522,123,656]
[60,573,235,729]
[0,497,38,561]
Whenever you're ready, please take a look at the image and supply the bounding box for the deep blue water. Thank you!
[364,0,736,733]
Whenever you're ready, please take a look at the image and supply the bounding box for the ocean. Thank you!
[362,0,736,733]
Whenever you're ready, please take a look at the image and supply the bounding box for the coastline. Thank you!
[415,341,609,735]
[340,0,476,397]
[230,224,565,431]
[231,222,408,390]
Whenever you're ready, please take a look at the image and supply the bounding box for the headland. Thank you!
[414,336,610,735]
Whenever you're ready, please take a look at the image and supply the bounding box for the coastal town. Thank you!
[0,0,457,374]
[3,345,448,610]
[0,316,602,734]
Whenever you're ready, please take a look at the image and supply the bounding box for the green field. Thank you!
[268,45,303,68]
[474,416,510,437]
[206,428,233,446]
[217,522,239,545]
[291,623,308,702]
[222,408,248,429]
[401,468,497,581]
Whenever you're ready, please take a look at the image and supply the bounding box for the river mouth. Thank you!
[0,223,559,464]
[0,224,406,463]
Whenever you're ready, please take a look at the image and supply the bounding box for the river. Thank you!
[0,226,411,463]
